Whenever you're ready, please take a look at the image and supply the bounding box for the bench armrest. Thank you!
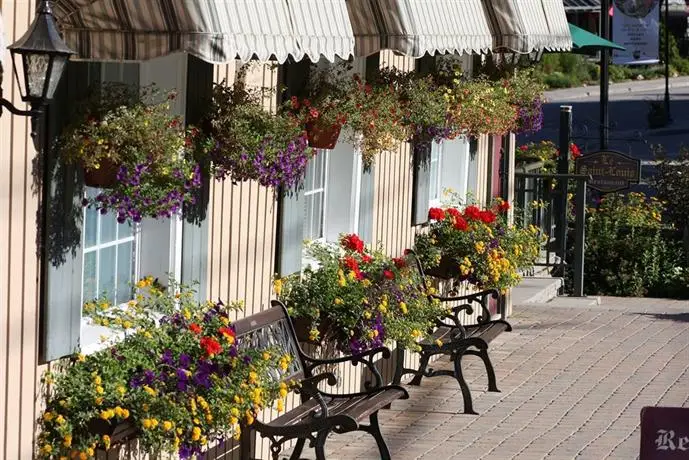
[303,347,391,390]
[432,289,499,325]
[295,372,338,419]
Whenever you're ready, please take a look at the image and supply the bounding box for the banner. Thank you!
[612,0,660,65]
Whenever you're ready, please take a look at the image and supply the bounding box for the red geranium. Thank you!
[446,208,461,219]
[200,336,223,358]
[392,257,406,268]
[497,201,510,213]
[428,207,446,221]
[361,254,373,264]
[570,143,581,159]
[341,234,365,253]
[453,216,469,231]
[479,210,497,224]
[343,256,359,272]
[463,205,482,220]
[189,323,202,335]
[383,270,395,280]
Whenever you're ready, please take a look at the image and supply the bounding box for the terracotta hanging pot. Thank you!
[305,121,342,150]
[83,158,120,188]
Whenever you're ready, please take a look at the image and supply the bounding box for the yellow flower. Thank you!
[163,421,173,431]
[273,278,282,296]
[100,409,114,420]
[150,419,159,429]
[77,353,86,362]
[192,426,202,441]
[334,298,343,305]
[246,411,255,425]
[95,397,104,406]
[362,279,372,287]
[56,415,65,425]
[117,385,126,396]
[63,435,72,447]
[143,385,157,396]
[87,448,94,457]
[142,419,152,429]
[95,386,104,395]
[93,375,102,385]
[249,371,258,384]
[308,329,320,342]
[363,311,372,320]
[42,444,53,454]
[262,351,271,361]
[411,329,422,339]
[102,435,111,449]
[79,453,88,460]
[435,339,443,347]
[43,412,54,422]
[399,302,408,314]
[277,399,285,412]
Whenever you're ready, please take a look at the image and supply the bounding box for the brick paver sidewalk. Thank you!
[318,297,689,459]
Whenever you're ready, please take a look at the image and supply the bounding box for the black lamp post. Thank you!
[1,0,74,133]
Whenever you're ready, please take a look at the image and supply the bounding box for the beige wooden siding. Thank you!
[1,1,43,459]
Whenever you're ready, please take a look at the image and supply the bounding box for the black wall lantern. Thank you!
[1,0,74,129]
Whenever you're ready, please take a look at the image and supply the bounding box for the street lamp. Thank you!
[1,1,74,128]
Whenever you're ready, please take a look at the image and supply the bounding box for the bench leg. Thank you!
[409,354,430,386]
[464,348,500,392]
[314,431,328,460]
[288,438,306,460]
[453,352,478,415]
[368,412,392,460]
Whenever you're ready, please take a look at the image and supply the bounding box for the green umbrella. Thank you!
[569,23,625,52]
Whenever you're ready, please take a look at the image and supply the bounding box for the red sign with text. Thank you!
[640,407,689,459]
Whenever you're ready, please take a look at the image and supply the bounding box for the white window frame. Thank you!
[429,141,443,207]
[430,137,471,208]
[303,149,329,242]
[80,54,188,354]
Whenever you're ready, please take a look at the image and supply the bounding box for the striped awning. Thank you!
[346,0,493,58]
[52,0,355,63]
[483,0,572,54]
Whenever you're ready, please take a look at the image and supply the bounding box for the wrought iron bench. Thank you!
[392,250,512,415]
[235,300,409,460]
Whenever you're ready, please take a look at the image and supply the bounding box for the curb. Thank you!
[545,77,689,102]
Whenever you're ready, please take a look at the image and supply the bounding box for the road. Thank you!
[517,77,689,161]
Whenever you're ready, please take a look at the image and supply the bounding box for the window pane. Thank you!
[116,241,134,304]
[83,251,97,301]
[313,153,325,189]
[84,204,98,248]
[304,194,315,240]
[99,212,118,244]
[98,246,117,303]
[313,192,324,240]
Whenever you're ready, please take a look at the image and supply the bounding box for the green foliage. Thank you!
[581,193,689,298]
[275,234,447,353]
[38,278,290,459]
[652,145,689,229]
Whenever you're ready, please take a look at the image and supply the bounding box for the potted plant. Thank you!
[37,279,291,460]
[445,76,519,137]
[275,234,445,353]
[377,69,456,147]
[204,65,315,192]
[414,200,539,292]
[516,141,582,174]
[283,64,355,150]
[506,70,546,134]
[60,85,205,224]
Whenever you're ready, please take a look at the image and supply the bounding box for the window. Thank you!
[81,189,138,305]
[42,53,192,361]
[429,141,443,205]
[303,151,329,241]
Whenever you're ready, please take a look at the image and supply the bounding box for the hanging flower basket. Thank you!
[424,255,461,280]
[290,316,333,344]
[305,121,342,150]
[83,158,120,188]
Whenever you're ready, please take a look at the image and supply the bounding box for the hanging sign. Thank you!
[612,0,661,65]
[640,407,689,459]
[575,150,641,193]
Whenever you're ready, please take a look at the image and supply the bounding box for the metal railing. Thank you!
[515,171,589,297]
